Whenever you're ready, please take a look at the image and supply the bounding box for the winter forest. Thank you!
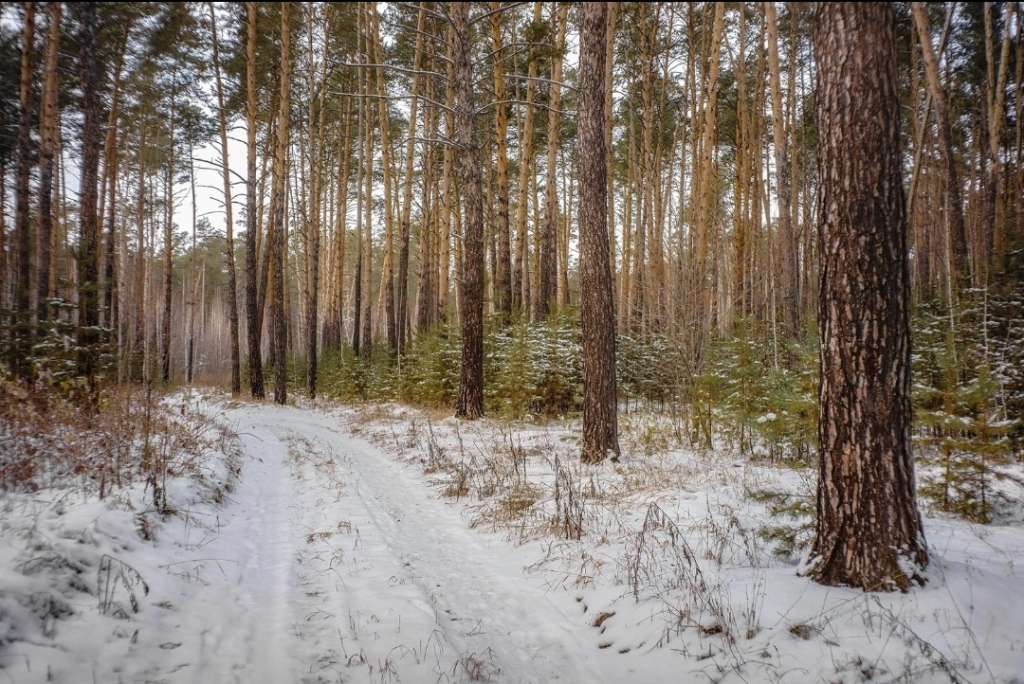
[1,2,1024,683]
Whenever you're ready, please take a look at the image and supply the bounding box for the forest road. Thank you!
[215,402,619,684]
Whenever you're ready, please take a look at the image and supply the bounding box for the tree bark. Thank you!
[360,57,373,362]
[605,2,618,297]
[579,2,620,464]
[245,1,266,399]
[272,2,293,404]
[37,2,61,331]
[162,82,176,386]
[452,2,484,419]
[809,2,927,591]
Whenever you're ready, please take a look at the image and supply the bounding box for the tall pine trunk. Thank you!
[244,1,265,399]
[809,1,927,591]
[162,82,176,386]
[36,2,61,331]
[452,2,484,419]
[272,2,293,404]
[579,2,620,464]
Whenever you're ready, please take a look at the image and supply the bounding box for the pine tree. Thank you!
[453,2,484,419]
[809,2,928,591]
[579,1,620,463]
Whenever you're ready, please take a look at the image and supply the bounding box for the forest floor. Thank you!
[1,392,1023,683]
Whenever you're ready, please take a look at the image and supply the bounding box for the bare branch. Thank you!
[469,2,531,26]
[335,61,449,83]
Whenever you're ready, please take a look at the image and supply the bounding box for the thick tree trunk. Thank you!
[245,1,265,399]
[809,2,927,591]
[272,2,293,405]
[579,2,620,464]
[210,2,241,396]
[452,3,484,419]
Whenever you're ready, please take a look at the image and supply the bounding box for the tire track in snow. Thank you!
[225,404,617,683]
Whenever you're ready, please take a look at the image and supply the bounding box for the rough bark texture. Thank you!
[452,3,484,419]
[244,1,265,399]
[809,2,928,592]
[579,2,620,464]
[76,2,102,387]
[273,2,292,405]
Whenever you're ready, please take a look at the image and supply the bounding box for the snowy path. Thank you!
[6,398,1024,683]
[200,402,630,684]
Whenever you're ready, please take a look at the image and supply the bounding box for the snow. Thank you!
[2,394,1024,683]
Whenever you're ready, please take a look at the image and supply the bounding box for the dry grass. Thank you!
[0,381,241,520]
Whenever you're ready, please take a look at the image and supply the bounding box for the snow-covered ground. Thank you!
[1,394,1023,683]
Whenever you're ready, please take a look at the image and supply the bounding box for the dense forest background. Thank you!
[0,2,1022,506]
